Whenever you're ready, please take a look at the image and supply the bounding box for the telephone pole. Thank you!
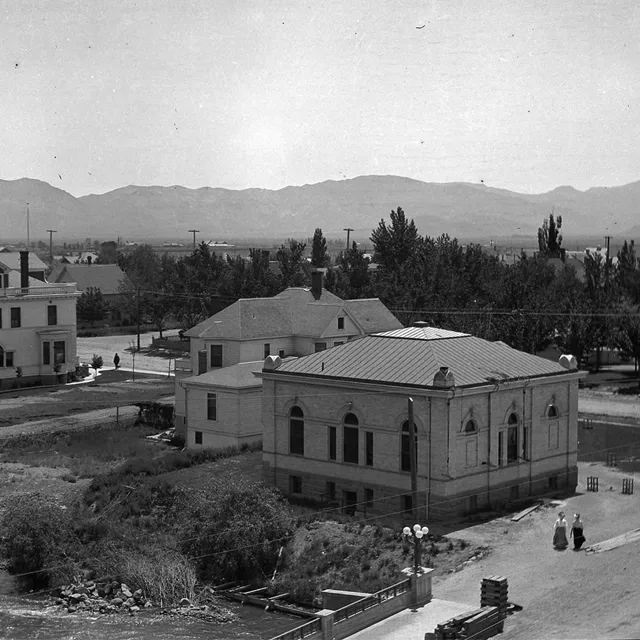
[188,229,200,249]
[604,235,612,287]
[46,229,57,263]
[343,227,354,250]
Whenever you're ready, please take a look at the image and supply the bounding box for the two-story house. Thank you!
[175,271,403,448]
[258,324,587,521]
[0,252,79,389]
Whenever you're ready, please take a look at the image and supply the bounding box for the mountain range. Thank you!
[1,175,639,242]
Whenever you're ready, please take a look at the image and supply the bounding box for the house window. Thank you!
[47,305,57,326]
[290,475,302,494]
[507,413,518,463]
[0,347,3,368]
[53,340,65,364]
[401,420,418,472]
[402,494,413,515]
[42,341,50,365]
[343,490,357,516]
[338,317,345,330]
[195,431,203,445]
[547,404,559,418]
[467,494,478,513]
[264,343,270,359]
[314,342,327,353]
[498,431,504,466]
[1,273,7,288]
[365,431,373,466]
[326,481,336,500]
[464,419,477,434]
[210,345,222,368]
[333,341,344,347]
[343,413,359,464]
[549,475,558,490]
[207,393,217,421]
[5,351,13,368]
[365,488,374,509]
[278,349,285,358]
[289,406,304,456]
[328,426,336,460]
[10,307,21,328]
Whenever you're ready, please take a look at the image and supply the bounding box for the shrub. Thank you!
[179,478,295,583]
[0,493,78,585]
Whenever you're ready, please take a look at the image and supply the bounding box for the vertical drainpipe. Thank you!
[427,397,432,521]
[487,391,492,507]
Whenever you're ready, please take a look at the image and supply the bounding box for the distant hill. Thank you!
[1,175,639,242]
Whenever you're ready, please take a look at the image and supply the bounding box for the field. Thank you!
[0,370,175,428]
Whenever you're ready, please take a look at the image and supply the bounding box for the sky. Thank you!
[1,0,639,197]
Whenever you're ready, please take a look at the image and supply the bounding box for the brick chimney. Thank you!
[19,250,29,289]
[311,269,323,300]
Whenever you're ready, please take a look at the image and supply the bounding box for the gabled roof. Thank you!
[48,263,125,294]
[0,251,47,272]
[268,327,580,389]
[186,286,401,340]
[181,361,263,389]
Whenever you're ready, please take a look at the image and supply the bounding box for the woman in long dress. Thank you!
[570,513,586,550]
[553,511,569,550]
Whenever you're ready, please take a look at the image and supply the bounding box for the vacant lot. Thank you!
[0,370,175,428]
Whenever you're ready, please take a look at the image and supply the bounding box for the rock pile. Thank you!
[56,580,152,614]
[162,597,237,624]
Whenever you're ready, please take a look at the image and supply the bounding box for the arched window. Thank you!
[343,412,359,463]
[547,405,559,418]
[464,419,477,434]
[506,413,518,463]
[401,420,418,472]
[289,406,304,455]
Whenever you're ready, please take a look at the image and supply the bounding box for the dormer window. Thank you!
[338,317,345,330]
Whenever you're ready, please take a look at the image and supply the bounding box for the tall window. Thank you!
[5,351,13,367]
[53,340,65,364]
[507,412,518,463]
[264,343,271,358]
[195,431,203,445]
[210,345,222,368]
[498,431,504,466]
[207,393,217,420]
[338,317,345,330]
[343,413,359,464]
[365,431,373,466]
[42,341,51,365]
[10,307,21,328]
[0,347,3,368]
[289,406,304,455]
[47,305,57,326]
[548,405,559,449]
[328,426,336,460]
[401,420,418,472]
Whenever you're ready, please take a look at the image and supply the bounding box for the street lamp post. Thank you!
[403,523,429,575]
[129,339,136,382]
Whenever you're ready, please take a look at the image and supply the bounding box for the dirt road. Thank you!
[436,462,640,639]
[77,330,183,375]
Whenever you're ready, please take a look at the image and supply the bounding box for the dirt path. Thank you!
[435,462,640,639]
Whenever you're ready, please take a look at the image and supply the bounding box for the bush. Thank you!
[179,478,295,583]
[0,493,78,585]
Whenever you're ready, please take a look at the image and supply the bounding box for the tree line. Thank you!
[77,211,640,370]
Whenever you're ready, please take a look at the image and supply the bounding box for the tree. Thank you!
[537,212,564,259]
[276,239,307,288]
[97,241,119,264]
[311,228,329,268]
[616,240,640,303]
[91,353,104,376]
[371,207,420,273]
[614,308,640,374]
[335,242,371,298]
[76,287,111,327]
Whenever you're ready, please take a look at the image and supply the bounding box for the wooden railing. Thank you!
[333,578,411,624]
[269,618,322,640]
[0,283,77,298]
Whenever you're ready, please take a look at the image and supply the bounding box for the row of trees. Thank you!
[78,211,640,370]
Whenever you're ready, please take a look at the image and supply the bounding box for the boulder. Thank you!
[110,597,124,607]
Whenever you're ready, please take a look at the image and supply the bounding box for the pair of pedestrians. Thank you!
[553,512,586,550]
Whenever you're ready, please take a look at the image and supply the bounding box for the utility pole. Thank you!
[46,229,57,263]
[188,229,200,250]
[408,397,418,521]
[343,227,354,250]
[136,286,141,352]
[604,235,612,286]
